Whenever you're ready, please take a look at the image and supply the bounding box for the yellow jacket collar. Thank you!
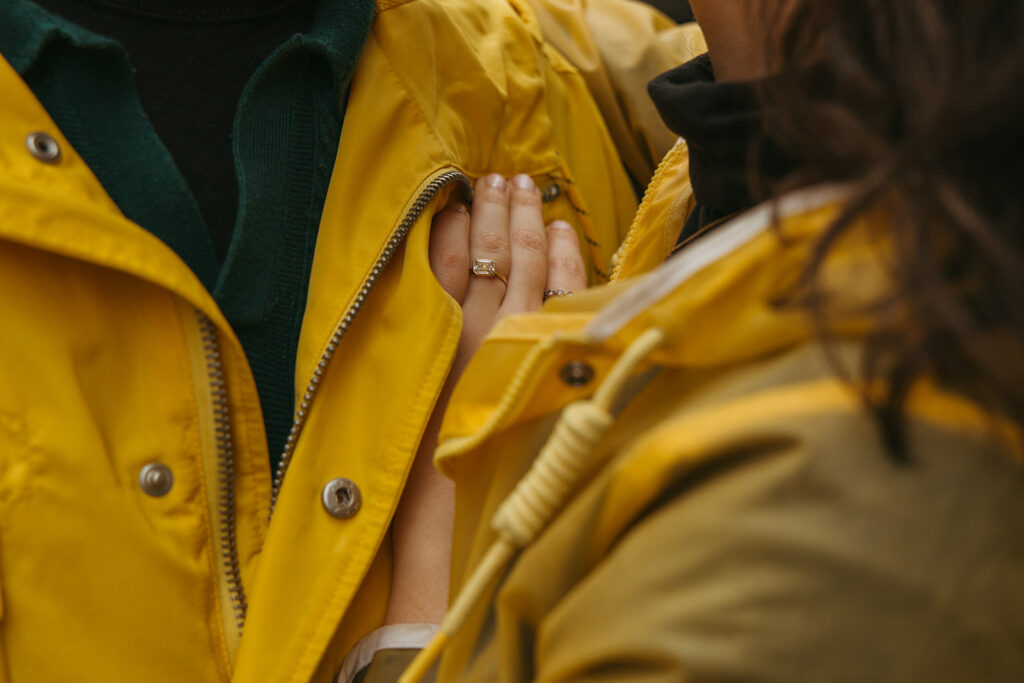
[589,183,854,344]
[437,183,859,464]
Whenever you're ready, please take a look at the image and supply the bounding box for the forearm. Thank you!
[385,402,455,626]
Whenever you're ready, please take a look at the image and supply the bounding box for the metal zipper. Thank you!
[197,313,248,631]
[269,169,474,514]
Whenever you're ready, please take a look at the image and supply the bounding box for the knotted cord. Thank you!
[400,327,667,683]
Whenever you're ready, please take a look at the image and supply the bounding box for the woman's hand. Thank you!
[384,173,587,625]
[431,173,587,378]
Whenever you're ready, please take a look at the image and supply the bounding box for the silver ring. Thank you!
[544,288,573,300]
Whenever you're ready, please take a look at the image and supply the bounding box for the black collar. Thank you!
[648,54,796,242]
[54,0,308,22]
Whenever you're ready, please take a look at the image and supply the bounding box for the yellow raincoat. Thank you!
[527,0,706,185]
[0,0,651,680]
[382,147,1024,681]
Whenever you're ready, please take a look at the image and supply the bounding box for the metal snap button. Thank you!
[139,463,174,497]
[26,132,62,164]
[559,360,595,387]
[540,183,562,203]
[322,478,362,519]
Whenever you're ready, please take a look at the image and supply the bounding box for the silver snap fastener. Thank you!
[26,132,62,164]
[560,361,595,387]
[322,478,362,519]
[540,183,562,203]
[139,463,174,497]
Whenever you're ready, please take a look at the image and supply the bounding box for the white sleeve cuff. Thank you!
[337,623,440,683]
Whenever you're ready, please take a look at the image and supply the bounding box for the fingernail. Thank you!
[445,202,469,215]
[512,174,535,190]
[549,220,573,231]
[485,174,506,190]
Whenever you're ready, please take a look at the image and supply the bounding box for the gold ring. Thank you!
[470,258,508,286]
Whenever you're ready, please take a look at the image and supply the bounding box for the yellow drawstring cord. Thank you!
[400,327,667,683]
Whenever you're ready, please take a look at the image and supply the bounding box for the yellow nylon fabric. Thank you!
[526,0,707,185]
[0,0,639,680]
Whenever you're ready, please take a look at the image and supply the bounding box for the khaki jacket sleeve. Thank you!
[350,650,426,683]
[526,0,706,184]
[339,625,437,683]
[532,427,1024,681]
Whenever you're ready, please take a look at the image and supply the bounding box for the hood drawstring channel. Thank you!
[400,327,668,683]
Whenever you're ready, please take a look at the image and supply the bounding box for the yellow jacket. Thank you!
[0,0,640,680]
[388,146,1024,681]
[526,0,706,185]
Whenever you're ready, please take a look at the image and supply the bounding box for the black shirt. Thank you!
[32,0,317,258]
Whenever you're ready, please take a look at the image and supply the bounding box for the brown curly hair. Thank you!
[758,0,1024,452]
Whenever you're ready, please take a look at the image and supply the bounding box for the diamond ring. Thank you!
[470,258,508,286]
